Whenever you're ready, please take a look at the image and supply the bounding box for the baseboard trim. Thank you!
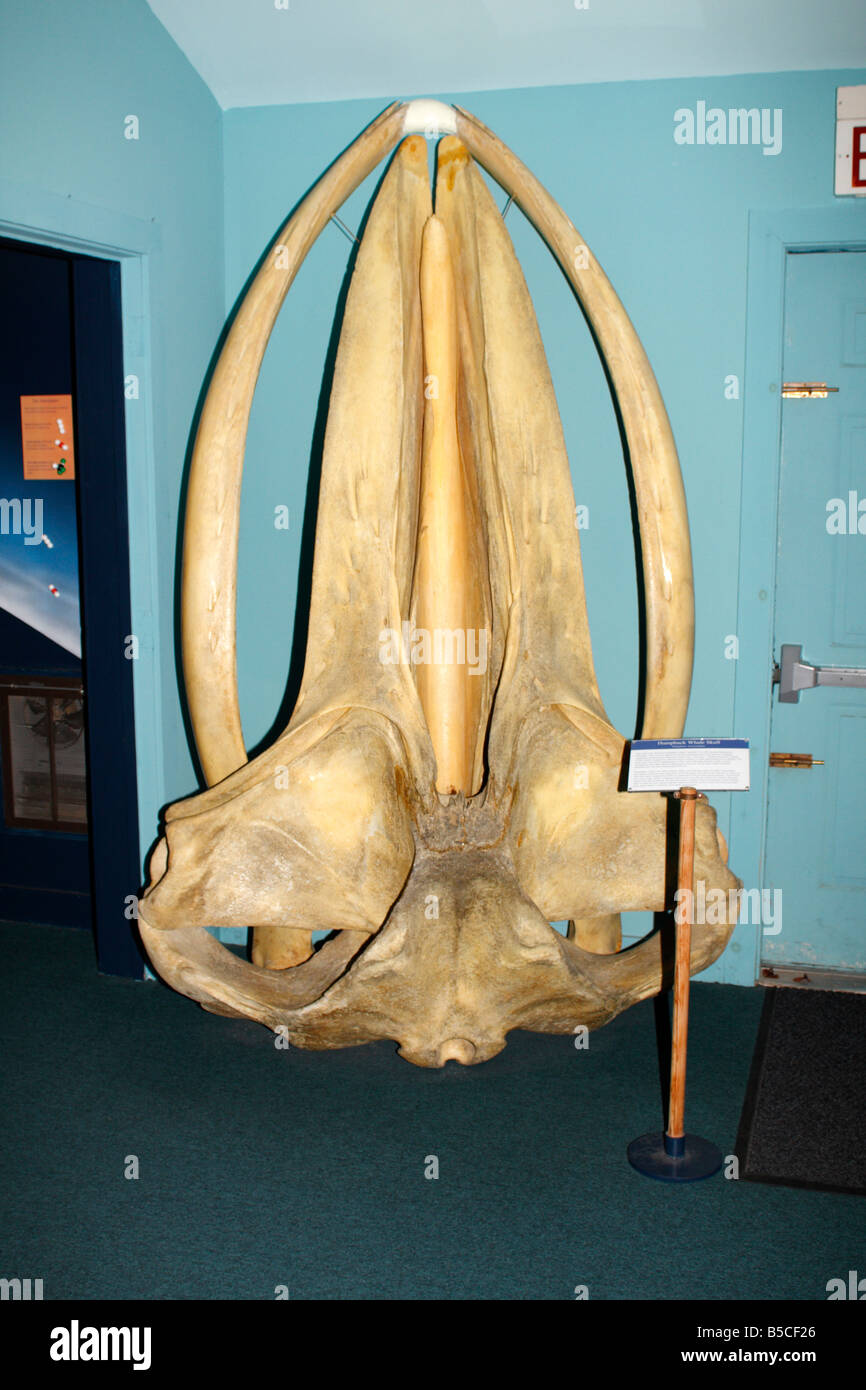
[758,964,866,995]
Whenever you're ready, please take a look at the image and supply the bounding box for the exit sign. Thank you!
[836,86,866,197]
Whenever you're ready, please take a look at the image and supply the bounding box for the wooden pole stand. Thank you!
[667,786,699,1143]
[626,786,724,1181]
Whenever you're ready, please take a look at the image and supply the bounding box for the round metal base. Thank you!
[627,1131,723,1182]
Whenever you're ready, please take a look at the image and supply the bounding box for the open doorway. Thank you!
[0,236,141,977]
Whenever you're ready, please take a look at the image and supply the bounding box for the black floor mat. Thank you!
[735,986,866,1196]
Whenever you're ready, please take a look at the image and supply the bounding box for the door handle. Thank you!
[773,644,866,703]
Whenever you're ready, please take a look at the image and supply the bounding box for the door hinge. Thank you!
[769,752,824,768]
[781,382,839,398]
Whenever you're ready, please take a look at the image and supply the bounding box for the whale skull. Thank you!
[138,104,738,1067]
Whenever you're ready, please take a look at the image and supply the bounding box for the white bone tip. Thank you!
[402,99,458,138]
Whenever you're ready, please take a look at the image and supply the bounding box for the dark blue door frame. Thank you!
[0,236,141,978]
[71,252,142,978]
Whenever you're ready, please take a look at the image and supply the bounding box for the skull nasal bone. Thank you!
[412,214,490,798]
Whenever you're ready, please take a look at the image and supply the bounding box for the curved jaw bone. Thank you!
[143,794,736,1068]
[139,117,738,1066]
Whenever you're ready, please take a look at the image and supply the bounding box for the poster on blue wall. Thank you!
[0,392,82,661]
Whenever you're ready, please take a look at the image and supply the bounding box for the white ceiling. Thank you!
[146,0,866,111]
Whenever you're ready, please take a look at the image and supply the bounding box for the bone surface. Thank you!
[413,213,490,795]
[139,110,737,1066]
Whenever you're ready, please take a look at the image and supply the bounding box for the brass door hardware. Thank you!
[769,752,824,768]
[781,382,839,398]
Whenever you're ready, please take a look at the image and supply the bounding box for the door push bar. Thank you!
[773,644,866,703]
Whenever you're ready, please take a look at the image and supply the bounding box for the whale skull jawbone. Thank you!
[138,112,738,1066]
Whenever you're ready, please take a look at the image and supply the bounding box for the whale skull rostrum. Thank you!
[139,115,738,1068]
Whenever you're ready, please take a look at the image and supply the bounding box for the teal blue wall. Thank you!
[0,0,223,834]
[2,5,862,986]
[223,69,865,979]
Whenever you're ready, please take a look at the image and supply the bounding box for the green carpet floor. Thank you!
[0,921,860,1300]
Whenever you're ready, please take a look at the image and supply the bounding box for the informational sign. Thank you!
[20,394,76,480]
[835,86,866,197]
[627,738,750,792]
